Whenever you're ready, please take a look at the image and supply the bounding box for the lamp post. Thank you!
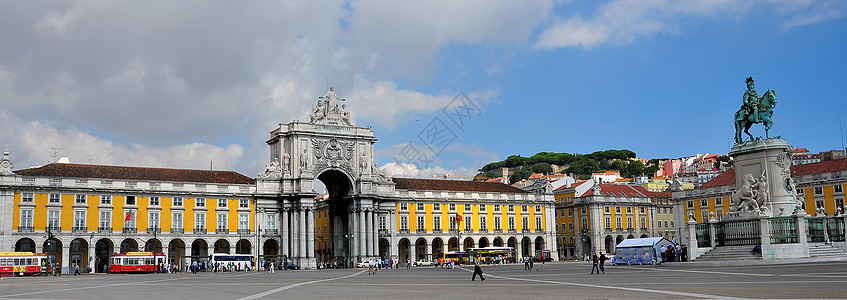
[345,232,353,269]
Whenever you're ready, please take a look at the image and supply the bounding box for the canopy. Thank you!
[616,237,673,248]
[613,237,676,265]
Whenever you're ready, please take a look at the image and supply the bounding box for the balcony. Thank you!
[238,229,250,234]
[18,226,34,233]
[148,228,161,234]
[170,228,184,234]
[72,226,87,233]
[378,230,390,237]
[194,229,207,234]
[216,228,229,234]
[123,228,137,234]
[399,229,410,233]
[98,227,112,233]
[494,229,503,233]
[479,229,488,233]
[48,225,61,232]
[416,229,426,233]
[263,229,278,236]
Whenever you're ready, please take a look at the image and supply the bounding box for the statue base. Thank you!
[729,138,798,216]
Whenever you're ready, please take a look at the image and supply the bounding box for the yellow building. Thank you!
[2,160,255,274]
[554,180,663,259]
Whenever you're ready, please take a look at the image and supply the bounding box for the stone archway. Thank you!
[448,237,459,252]
[478,237,489,248]
[214,239,230,254]
[15,238,36,252]
[534,237,545,254]
[463,237,475,251]
[69,238,89,270]
[604,235,614,254]
[398,238,411,261]
[616,235,624,245]
[263,239,279,264]
[120,238,138,253]
[236,239,251,254]
[42,238,62,272]
[145,238,163,253]
[168,239,185,270]
[191,239,208,262]
[507,237,517,250]
[431,238,443,260]
[493,237,504,247]
[520,236,531,257]
[415,238,427,261]
[314,169,357,266]
[379,238,390,259]
[640,234,648,238]
[95,238,114,273]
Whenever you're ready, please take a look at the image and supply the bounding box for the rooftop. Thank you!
[393,177,529,194]
[14,163,255,185]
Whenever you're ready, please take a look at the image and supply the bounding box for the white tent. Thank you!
[612,237,675,265]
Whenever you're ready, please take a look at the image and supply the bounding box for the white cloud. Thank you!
[379,162,477,180]
[780,0,847,29]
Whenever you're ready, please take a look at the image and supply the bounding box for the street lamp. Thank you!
[345,233,353,268]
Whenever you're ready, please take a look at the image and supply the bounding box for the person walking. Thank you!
[74,263,81,276]
[589,253,600,274]
[599,252,606,274]
[524,256,529,270]
[268,262,275,274]
[471,263,485,281]
[406,259,411,269]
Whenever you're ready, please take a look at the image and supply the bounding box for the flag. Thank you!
[125,208,133,222]
[457,214,463,222]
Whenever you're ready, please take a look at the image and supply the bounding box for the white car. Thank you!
[356,262,370,268]
[414,260,434,266]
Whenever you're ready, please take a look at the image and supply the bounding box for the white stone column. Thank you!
[364,209,372,258]
[281,208,290,257]
[307,208,315,258]
[299,208,307,260]
[356,208,367,257]
[61,242,71,274]
[349,209,357,261]
[372,210,379,257]
[389,211,397,259]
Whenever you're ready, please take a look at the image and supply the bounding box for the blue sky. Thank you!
[1,1,845,179]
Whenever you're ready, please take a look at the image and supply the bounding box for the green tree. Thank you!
[529,163,553,174]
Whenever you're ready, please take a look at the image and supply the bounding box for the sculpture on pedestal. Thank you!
[258,158,282,180]
[731,174,760,212]
[310,86,353,126]
[734,77,778,144]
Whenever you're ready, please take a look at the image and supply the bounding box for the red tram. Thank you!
[0,252,48,276]
[109,251,165,273]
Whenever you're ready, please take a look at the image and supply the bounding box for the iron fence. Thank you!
[714,219,760,246]
[806,217,826,242]
[769,217,797,244]
[826,217,845,242]
[695,223,711,247]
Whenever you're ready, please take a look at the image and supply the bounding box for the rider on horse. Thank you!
[742,76,760,123]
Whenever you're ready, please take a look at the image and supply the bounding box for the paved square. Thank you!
[2,261,847,299]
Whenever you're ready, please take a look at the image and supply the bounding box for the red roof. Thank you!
[698,169,735,189]
[580,184,650,197]
[14,163,255,184]
[791,158,847,176]
[553,180,589,191]
[393,178,529,193]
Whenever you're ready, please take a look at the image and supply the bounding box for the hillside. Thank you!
[477,150,659,183]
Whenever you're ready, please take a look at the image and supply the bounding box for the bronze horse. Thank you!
[734,89,776,144]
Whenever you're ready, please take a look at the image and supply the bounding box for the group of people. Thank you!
[660,244,688,263]
[589,252,607,274]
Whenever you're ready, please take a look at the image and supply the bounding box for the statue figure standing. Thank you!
[742,77,760,123]
[282,150,291,173]
[319,86,345,114]
[300,149,310,172]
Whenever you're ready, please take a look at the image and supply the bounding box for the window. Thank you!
[400,203,408,211]
[126,196,136,206]
[464,204,471,211]
[536,217,542,230]
[568,209,572,216]
[173,197,183,207]
[581,218,587,230]
[640,207,645,214]
[465,215,472,231]
[218,199,227,208]
[605,217,611,228]
[627,217,632,228]
[616,217,621,229]
[494,216,501,231]
[508,205,514,212]
[836,198,844,210]
[400,216,409,232]
[604,207,610,213]
[836,185,843,193]
[48,210,60,231]
[418,203,425,211]
[150,197,160,206]
[669,207,673,214]
[379,216,387,231]
[101,195,112,205]
[49,193,60,203]
[196,198,205,207]
[494,205,501,212]
[701,199,708,206]
[74,211,85,229]
[508,216,516,231]
[522,205,528,212]
[239,214,248,230]
[479,205,486,212]
[20,209,33,228]
[417,215,425,232]
[657,220,662,228]
[239,199,248,208]
[449,204,456,211]
[480,216,487,231]
[670,221,674,228]
[521,217,528,231]
[815,200,824,210]
[433,215,441,232]
[626,207,632,213]
[716,198,723,205]
[815,186,823,195]
[640,216,645,228]
[267,214,276,230]
[568,223,573,231]
[434,204,441,211]
[581,207,586,214]
[449,216,457,231]
[99,211,111,229]
[172,212,183,229]
[22,193,34,203]
[217,213,227,230]
[535,205,541,212]
[149,212,160,230]
[195,213,206,230]
[687,201,693,208]
[615,207,621,213]
[716,209,723,221]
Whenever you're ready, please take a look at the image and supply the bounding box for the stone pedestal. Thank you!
[730,139,795,217]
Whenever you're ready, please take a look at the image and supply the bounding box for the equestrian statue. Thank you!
[734,76,777,144]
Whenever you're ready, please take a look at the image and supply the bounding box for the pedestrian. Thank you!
[524,256,529,270]
[269,262,274,274]
[599,252,606,274]
[368,259,374,275]
[590,253,600,274]
[74,263,81,276]
[529,257,534,271]
[406,259,411,269]
[471,263,485,281]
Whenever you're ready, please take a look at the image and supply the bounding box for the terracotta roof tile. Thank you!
[698,169,735,189]
[14,163,255,184]
[791,158,847,176]
[393,178,529,193]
